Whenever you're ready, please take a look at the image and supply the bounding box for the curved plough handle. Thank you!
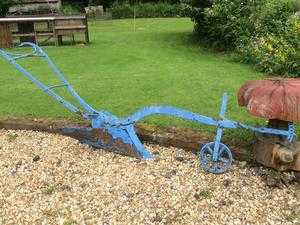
[0,42,98,117]
[0,42,44,60]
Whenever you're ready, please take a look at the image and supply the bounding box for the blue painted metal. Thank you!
[200,142,233,174]
[212,93,228,161]
[0,43,297,174]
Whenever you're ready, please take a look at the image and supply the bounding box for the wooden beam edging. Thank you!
[0,118,248,160]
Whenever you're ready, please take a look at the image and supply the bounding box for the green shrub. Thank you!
[60,3,81,15]
[239,35,299,75]
[189,0,300,76]
[63,0,116,10]
[112,4,133,18]
[117,0,183,5]
[238,15,300,76]
[112,2,183,19]
[0,0,21,16]
[88,0,116,9]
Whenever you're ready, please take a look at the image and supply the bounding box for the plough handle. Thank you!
[0,43,98,118]
[219,93,228,119]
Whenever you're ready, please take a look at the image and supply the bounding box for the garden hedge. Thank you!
[189,0,300,76]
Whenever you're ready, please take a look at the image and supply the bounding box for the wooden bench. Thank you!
[53,16,89,46]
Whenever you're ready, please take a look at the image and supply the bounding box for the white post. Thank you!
[133,4,136,32]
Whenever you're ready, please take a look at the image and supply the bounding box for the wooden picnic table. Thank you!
[0,15,89,47]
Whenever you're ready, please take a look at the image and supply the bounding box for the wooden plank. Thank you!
[56,29,86,36]
[22,0,59,3]
[0,16,85,23]
[55,26,86,30]
[0,23,12,48]
[0,118,250,161]
[55,16,86,20]
[12,32,53,37]
[12,33,35,37]
[0,17,55,22]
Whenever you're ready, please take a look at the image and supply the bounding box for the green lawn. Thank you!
[0,18,267,141]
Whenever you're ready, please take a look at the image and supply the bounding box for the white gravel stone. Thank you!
[0,129,299,225]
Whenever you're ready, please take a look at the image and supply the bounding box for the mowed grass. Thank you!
[0,18,269,141]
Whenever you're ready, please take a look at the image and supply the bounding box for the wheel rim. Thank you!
[199,142,233,174]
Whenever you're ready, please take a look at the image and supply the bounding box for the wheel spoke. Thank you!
[220,158,229,163]
[219,146,225,156]
[207,145,213,154]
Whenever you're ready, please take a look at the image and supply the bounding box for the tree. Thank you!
[0,0,21,17]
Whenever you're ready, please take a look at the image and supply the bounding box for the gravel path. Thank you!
[0,129,299,225]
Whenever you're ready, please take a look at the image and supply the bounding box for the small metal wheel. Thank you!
[199,142,233,174]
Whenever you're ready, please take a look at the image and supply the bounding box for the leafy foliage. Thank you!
[239,34,299,75]
[117,0,183,4]
[112,2,184,19]
[88,0,116,9]
[0,0,21,16]
[60,3,81,15]
[189,0,300,76]
[63,0,115,10]
[63,0,183,11]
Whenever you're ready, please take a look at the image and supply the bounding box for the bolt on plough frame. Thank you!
[0,43,296,173]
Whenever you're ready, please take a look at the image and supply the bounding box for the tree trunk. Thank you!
[254,120,300,171]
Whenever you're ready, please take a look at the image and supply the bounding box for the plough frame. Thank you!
[0,43,296,173]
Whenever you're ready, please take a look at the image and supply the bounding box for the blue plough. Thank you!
[0,43,296,173]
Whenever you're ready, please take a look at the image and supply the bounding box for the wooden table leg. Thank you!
[58,35,63,46]
[0,22,12,48]
[84,17,90,44]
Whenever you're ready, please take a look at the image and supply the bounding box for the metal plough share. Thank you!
[0,43,296,174]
